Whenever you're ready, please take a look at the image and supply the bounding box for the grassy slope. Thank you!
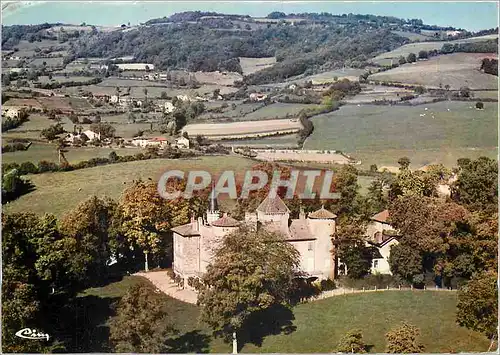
[81,276,489,353]
[368,53,498,90]
[1,143,135,164]
[304,101,498,169]
[4,156,255,217]
[370,34,499,65]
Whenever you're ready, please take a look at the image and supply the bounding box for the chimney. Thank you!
[191,214,197,231]
[299,206,305,220]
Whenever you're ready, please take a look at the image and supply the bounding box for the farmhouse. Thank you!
[82,130,101,141]
[176,95,191,102]
[174,136,190,149]
[365,210,400,275]
[129,136,169,148]
[172,193,337,285]
[2,107,21,118]
[249,92,268,101]
[116,63,155,71]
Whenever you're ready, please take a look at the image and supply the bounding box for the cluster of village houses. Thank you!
[64,129,190,149]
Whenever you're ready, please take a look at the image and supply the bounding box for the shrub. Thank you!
[38,160,59,172]
[19,161,38,174]
[336,329,367,353]
[475,101,484,109]
[319,278,336,291]
[166,269,175,280]
[385,322,424,353]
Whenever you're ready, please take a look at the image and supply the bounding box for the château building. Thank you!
[171,191,337,285]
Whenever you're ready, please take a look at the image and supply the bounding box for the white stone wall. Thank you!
[307,219,336,279]
[371,239,399,275]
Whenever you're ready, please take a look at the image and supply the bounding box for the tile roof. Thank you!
[289,219,316,241]
[171,223,200,237]
[256,194,290,214]
[308,206,337,219]
[211,215,240,227]
[371,209,390,223]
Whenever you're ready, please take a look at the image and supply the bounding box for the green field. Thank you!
[304,101,498,169]
[75,276,489,353]
[370,34,499,65]
[4,156,256,217]
[242,103,315,120]
[2,143,135,165]
[221,134,300,148]
[369,53,498,90]
[391,30,433,42]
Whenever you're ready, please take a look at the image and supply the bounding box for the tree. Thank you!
[40,123,65,141]
[369,164,378,173]
[451,156,498,212]
[459,86,471,98]
[197,225,300,353]
[456,270,498,349]
[388,243,423,285]
[475,101,484,109]
[414,86,425,95]
[336,329,367,353]
[397,157,410,170]
[406,53,417,63]
[109,283,176,352]
[118,177,205,269]
[143,88,148,102]
[89,122,116,138]
[331,164,360,216]
[2,213,74,352]
[366,178,387,215]
[417,50,428,59]
[385,322,424,353]
[59,196,117,285]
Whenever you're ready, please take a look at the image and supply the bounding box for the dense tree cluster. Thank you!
[64,18,406,81]
[441,39,498,54]
[480,58,498,76]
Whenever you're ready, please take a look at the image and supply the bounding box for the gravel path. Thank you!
[135,271,198,304]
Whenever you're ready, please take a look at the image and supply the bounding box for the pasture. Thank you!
[391,30,432,42]
[61,82,238,99]
[4,156,255,217]
[346,84,414,104]
[221,134,300,148]
[194,71,242,86]
[370,34,498,65]
[292,69,367,85]
[75,276,490,353]
[304,101,498,169]
[1,143,134,165]
[182,118,303,139]
[239,103,314,120]
[369,53,498,90]
[29,57,64,67]
[239,57,277,75]
[37,75,94,84]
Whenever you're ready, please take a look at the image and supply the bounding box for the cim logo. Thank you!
[15,328,50,341]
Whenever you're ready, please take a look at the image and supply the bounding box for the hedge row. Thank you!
[2,149,199,176]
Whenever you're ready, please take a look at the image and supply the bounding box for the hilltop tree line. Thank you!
[63,18,405,80]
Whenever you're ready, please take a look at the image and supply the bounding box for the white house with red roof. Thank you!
[171,192,337,286]
[365,209,400,275]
